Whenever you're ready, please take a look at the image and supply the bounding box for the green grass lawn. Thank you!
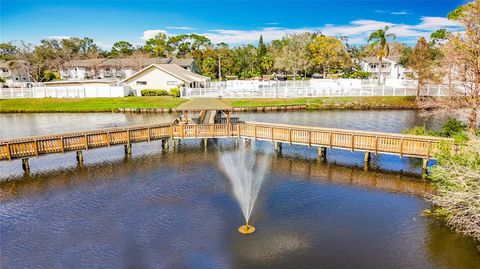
[0,96,419,113]
[0,96,187,112]
[222,96,418,108]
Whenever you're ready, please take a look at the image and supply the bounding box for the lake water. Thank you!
[1,110,479,269]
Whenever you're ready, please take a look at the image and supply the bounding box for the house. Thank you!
[60,59,105,80]
[60,58,200,81]
[121,64,210,95]
[0,60,30,85]
[359,57,412,81]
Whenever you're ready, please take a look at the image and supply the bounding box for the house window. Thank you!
[167,81,179,86]
[371,64,376,69]
[136,81,147,85]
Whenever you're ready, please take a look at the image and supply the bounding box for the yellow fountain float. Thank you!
[238,223,256,235]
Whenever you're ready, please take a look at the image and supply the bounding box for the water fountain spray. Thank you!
[220,148,269,235]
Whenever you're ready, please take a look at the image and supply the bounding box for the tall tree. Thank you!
[309,35,352,78]
[407,37,441,100]
[0,42,18,61]
[79,37,101,58]
[443,0,480,132]
[111,41,134,57]
[368,26,396,84]
[430,29,448,45]
[276,33,314,79]
[144,33,168,57]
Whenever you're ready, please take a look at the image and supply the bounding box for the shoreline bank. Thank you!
[0,96,425,113]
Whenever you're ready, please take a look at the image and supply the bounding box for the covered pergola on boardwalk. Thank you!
[175,98,236,125]
[0,120,450,176]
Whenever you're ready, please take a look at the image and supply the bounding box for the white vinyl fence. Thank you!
[183,79,452,98]
[0,86,132,99]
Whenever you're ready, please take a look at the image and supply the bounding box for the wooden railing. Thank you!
[0,122,450,161]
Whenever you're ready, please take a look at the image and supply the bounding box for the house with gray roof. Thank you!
[0,60,30,86]
[60,57,200,81]
[121,64,209,96]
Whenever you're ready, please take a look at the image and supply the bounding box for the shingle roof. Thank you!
[153,64,209,83]
[121,64,209,84]
[171,58,195,67]
[66,59,105,67]
[176,98,232,111]
[98,57,171,67]
[0,60,29,71]
[65,58,195,69]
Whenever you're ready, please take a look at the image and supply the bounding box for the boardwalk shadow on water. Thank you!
[0,138,479,269]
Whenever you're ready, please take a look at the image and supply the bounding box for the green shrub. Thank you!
[402,125,435,136]
[438,118,467,137]
[141,89,169,96]
[169,87,180,97]
[403,118,469,142]
[341,70,372,79]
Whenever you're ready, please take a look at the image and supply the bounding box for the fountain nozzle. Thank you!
[238,222,256,235]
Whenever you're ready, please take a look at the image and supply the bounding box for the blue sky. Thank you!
[0,0,466,48]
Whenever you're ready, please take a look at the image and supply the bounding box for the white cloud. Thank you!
[212,17,462,45]
[266,22,279,25]
[166,26,196,30]
[374,10,411,15]
[47,35,71,40]
[141,29,167,40]
[416,16,461,30]
[390,11,411,15]
[138,16,463,46]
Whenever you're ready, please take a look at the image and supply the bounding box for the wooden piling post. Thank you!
[76,151,84,164]
[161,139,168,150]
[124,144,132,156]
[364,151,371,163]
[21,158,30,172]
[318,146,327,160]
[274,142,282,152]
[203,138,208,148]
[422,158,428,177]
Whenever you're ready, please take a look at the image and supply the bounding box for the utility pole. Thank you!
[218,56,222,80]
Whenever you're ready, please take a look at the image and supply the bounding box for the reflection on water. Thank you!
[1,110,479,268]
[1,140,479,269]
[0,112,177,139]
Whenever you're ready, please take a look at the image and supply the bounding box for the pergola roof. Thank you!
[175,98,232,112]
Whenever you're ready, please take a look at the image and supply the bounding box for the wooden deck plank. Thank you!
[0,122,450,161]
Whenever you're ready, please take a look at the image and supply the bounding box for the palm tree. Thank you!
[368,26,396,85]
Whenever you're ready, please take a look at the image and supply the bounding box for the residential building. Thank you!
[121,64,209,95]
[359,57,413,81]
[0,60,30,85]
[60,58,200,81]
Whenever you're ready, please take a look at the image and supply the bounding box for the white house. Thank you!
[0,60,30,85]
[61,58,200,81]
[359,57,413,81]
[121,64,209,95]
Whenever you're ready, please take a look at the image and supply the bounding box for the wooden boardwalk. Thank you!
[0,122,450,163]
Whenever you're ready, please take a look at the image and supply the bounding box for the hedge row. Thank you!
[140,88,180,97]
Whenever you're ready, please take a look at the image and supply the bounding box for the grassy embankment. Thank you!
[0,96,187,112]
[0,96,419,113]
[222,96,418,109]
[404,119,480,243]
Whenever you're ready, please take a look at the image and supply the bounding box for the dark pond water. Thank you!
[1,111,479,269]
